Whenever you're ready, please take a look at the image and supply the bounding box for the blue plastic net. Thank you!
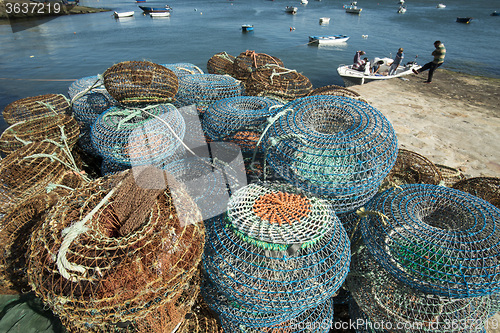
[202,182,350,325]
[91,104,185,167]
[261,95,398,213]
[101,158,130,176]
[175,74,244,114]
[160,63,204,78]
[361,184,500,298]
[202,96,282,153]
[68,75,118,126]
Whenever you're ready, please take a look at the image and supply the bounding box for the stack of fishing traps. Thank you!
[203,182,350,332]
[345,184,500,332]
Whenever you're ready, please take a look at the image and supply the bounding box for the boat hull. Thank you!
[309,35,349,45]
[114,11,134,18]
[150,12,170,17]
[337,62,420,87]
[139,5,172,13]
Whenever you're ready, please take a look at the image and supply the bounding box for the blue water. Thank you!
[1,0,499,131]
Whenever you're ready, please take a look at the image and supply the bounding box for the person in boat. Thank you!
[352,50,366,70]
[371,60,385,75]
[388,48,404,75]
[413,41,446,83]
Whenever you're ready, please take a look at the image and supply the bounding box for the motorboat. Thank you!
[139,5,172,13]
[337,57,420,86]
[491,11,500,16]
[319,17,330,24]
[436,3,446,8]
[308,35,350,45]
[242,24,254,32]
[113,11,134,18]
[398,5,406,13]
[344,2,362,14]
[301,0,308,4]
[149,12,170,17]
[456,17,472,23]
[399,0,404,4]
[285,6,298,14]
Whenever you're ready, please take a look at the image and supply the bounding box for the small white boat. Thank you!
[344,2,362,14]
[319,17,330,24]
[285,6,298,14]
[437,3,446,8]
[113,11,134,18]
[399,0,405,4]
[309,35,350,45]
[149,12,170,17]
[301,0,308,4]
[337,57,420,86]
[398,5,406,13]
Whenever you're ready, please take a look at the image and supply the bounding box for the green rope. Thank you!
[46,183,75,193]
[215,52,235,62]
[69,75,104,107]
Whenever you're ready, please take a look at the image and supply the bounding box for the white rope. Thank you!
[56,183,120,282]
[69,75,104,107]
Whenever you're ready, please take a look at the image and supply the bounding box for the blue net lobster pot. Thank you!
[219,298,334,332]
[348,297,387,333]
[202,96,282,153]
[160,63,204,78]
[361,184,500,298]
[175,74,244,114]
[101,158,130,176]
[91,104,185,167]
[347,246,491,333]
[203,182,350,325]
[261,96,398,213]
[68,75,118,126]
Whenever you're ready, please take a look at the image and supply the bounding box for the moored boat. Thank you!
[139,5,172,13]
[436,3,446,8]
[491,11,500,16]
[149,12,170,17]
[113,11,134,18]
[344,2,362,14]
[337,57,420,86]
[301,0,308,4]
[242,24,254,32]
[456,17,472,23]
[285,6,298,14]
[398,5,406,13]
[308,35,349,45]
[319,17,330,24]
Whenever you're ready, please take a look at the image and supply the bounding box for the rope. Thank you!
[46,183,75,193]
[56,182,121,282]
[215,52,235,62]
[0,78,77,82]
[268,67,297,84]
[69,75,104,107]
[356,207,389,226]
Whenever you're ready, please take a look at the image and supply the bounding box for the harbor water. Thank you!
[1,0,499,132]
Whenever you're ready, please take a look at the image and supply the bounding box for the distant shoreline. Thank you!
[0,0,109,19]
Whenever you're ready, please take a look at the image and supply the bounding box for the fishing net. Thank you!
[175,74,244,114]
[103,61,179,105]
[77,124,100,155]
[2,94,71,125]
[101,158,130,176]
[360,184,500,298]
[219,299,334,332]
[452,177,500,209]
[336,209,364,245]
[207,52,237,76]
[0,141,87,214]
[90,104,185,167]
[176,293,222,333]
[308,84,362,99]
[0,187,73,294]
[203,182,350,323]
[346,247,491,333]
[68,75,118,126]
[161,62,204,78]
[435,164,466,186]
[262,96,398,213]
[202,96,282,153]
[0,114,79,155]
[233,50,284,81]
[348,296,388,333]
[380,148,443,191]
[245,65,313,101]
[27,168,205,331]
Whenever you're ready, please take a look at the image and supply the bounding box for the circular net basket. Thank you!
[308,84,362,99]
[380,148,443,191]
[0,141,86,214]
[262,96,398,213]
[207,52,236,76]
[233,50,284,81]
[435,164,466,187]
[103,61,179,105]
[452,177,500,209]
[245,65,313,101]
[0,114,80,155]
[101,158,130,177]
[219,299,334,333]
[203,182,350,318]
[361,184,500,298]
[2,94,70,125]
[347,247,491,333]
[91,104,185,167]
[348,296,389,333]
[176,293,222,333]
[27,169,205,331]
[175,74,244,114]
[161,63,204,78]
[68,75,118,126]
[201,96,282,153]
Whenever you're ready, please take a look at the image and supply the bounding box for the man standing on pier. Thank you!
[413,41,446,83]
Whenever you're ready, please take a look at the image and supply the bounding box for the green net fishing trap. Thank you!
[233,50,284,81]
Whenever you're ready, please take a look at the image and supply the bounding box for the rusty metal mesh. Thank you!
[233,50,284,81]
[245,65,313,101]
[380,148,443,191]
[308,84,363,99]
[452,176,500,209]
[177,294,223,333]
[27,168,205,331]
[103,61,179,105]
[2,94,71,125]
[435,164,466,186]
[207,52,237,76]
[0,114,80,155]
[0,141,87,214]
